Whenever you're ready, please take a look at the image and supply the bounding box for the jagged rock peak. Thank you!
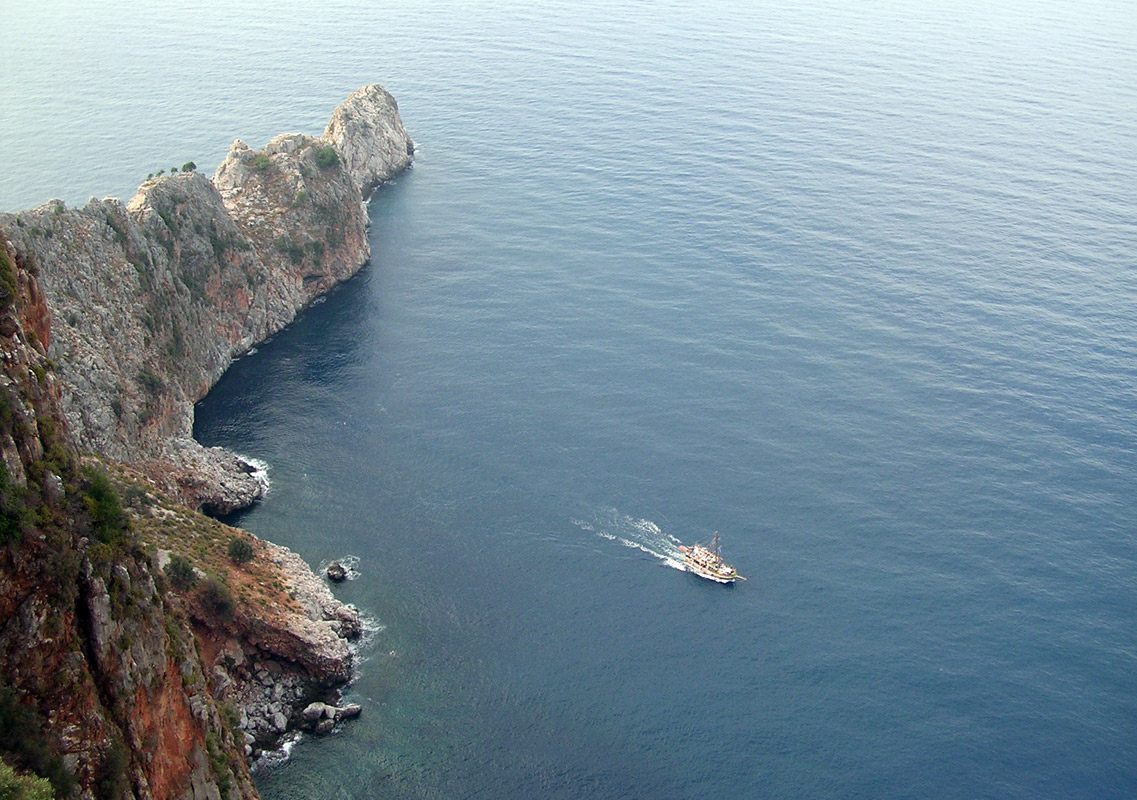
[322,84,415,200]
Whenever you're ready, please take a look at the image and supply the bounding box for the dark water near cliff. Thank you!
[7,1,1137,797]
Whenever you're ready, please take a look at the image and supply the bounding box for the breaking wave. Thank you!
[238,454,271,496]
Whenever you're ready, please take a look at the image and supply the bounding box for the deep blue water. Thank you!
[5,1,1137,797]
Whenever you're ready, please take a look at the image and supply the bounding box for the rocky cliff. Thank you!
[0,234,257,800]
[0,86,413,800]
[0,84,413,513]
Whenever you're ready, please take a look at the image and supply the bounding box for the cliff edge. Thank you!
[0,85,413,513]
[0,86,412,800]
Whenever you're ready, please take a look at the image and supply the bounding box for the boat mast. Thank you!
[712,530,721,558]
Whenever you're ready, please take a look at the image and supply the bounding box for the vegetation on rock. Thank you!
[0,241,16,310]
[314,146,339,169]
[0,688,74,798]
[0,759,54,800]
[227,536,254,565]
[166,553,197,590]
[199,574,235,620]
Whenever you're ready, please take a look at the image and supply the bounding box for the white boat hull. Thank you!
[679,543,744,584]
[685,563,737,584]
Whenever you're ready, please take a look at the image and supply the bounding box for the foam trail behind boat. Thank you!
[572,508,687,571]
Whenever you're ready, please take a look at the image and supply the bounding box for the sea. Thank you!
[3,1,1136,797]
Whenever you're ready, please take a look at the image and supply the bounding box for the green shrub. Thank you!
[205,733,233,798]
[0,482,25,545]
[166,554,197,591]
[0,686,75,798]
[314,146,339,169]
[182,161,196,172]
[83,469,130,546]
[136,368,163,395]
[0,243,17,310]
[227,537,253,565]
[95,739,128,800]
[250,153,271,171]
[199,575,235,620]
[0,759,54,800]
[275,237,304,265]
[156,208,177,234]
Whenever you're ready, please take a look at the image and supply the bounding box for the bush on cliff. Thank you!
[227,536,253,565]
[199,575,235,620]
[314,146,339,169]
[0,243,17,311]
[0,461,29,545]
[82,469,130,546]
[0,686,74,798]
[94,739,128,800]
[166,554,197,591]
[0,760,53,800]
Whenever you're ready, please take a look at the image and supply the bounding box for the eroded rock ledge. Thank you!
[139,499,364,758]
[0,84,413,513]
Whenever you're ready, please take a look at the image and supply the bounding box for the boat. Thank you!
[679,531,745,584]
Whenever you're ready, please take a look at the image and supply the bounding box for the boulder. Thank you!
[301,702,334,723]
[314,718,335,736]
[335,703,362,721]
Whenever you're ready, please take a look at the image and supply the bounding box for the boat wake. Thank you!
[572,509,687,572]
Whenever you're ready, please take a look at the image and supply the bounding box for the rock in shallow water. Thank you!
[314,718,335,736]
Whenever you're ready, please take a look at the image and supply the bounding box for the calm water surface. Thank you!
[4,1,1137,797]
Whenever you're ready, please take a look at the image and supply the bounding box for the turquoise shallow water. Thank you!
[5,1,1137,797]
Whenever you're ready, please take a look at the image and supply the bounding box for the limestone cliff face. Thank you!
[0,85,412,799]
[0,232,369,798]
[0,84,412,513]
[0,235,255,800]
[322,84,415,200]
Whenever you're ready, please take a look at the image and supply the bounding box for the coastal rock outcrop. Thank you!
[0,236,256,800]
[0,84,413,512]
[147,526,363,754]
[0,85,412,799]
[322,84,415,200]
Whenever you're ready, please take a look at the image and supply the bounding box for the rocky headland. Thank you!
[0,84,412,514]
[0,85,412,800]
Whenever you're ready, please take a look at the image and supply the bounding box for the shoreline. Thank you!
[0,85,414,800]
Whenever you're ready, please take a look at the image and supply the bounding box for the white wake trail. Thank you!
[573,509,687,571]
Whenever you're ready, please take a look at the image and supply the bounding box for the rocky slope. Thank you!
[0,86,413,800]
[0,234,256,800]
[0,84,413,513]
